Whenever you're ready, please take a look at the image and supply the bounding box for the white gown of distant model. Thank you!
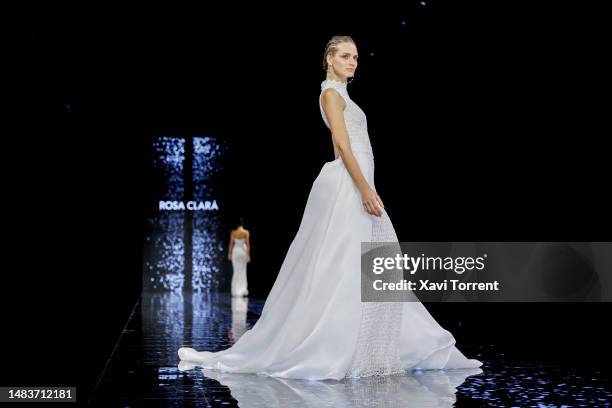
[178,78,483,380]
[231,238,249,297]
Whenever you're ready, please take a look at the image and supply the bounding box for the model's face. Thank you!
[328,42,358,78]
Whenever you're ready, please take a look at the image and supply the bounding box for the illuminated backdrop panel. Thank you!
[143,136,226,292]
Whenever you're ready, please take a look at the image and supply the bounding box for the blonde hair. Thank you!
[322,35,356,71]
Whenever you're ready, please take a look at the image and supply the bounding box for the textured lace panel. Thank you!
[346,211,404,378]
[350,139,374,157]
[319,80,371,147]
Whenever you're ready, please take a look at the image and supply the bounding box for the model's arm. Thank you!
[245,231,251,263]
[227,232,234,260]
[321,88,384,217]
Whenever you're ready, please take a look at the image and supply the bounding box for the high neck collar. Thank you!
[322,77,348,89]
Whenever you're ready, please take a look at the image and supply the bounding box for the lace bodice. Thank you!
[319,78,373,156]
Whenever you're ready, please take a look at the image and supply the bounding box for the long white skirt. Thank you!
[179,151,482,380]
[231,240,249,297]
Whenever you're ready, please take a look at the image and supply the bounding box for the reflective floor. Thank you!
[88,292,612,407]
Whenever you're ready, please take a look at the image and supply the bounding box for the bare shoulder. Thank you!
[321,88,347,110]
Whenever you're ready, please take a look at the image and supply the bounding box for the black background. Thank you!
[8,2,610,401]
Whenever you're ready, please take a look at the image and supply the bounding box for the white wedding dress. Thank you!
[178,78,482,380]
[231,238,249,297]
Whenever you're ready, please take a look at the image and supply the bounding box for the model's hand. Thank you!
[360,187,384,217]
[228,253,232,261]
[247,255,251,263]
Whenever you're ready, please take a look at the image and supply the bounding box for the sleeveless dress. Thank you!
[177,78,482,380]
[231,237,249,297]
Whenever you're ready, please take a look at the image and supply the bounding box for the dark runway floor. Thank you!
[88,292,612,407]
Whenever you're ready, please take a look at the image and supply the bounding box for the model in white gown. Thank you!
[231,238,249,297]
[178,77,483,380]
